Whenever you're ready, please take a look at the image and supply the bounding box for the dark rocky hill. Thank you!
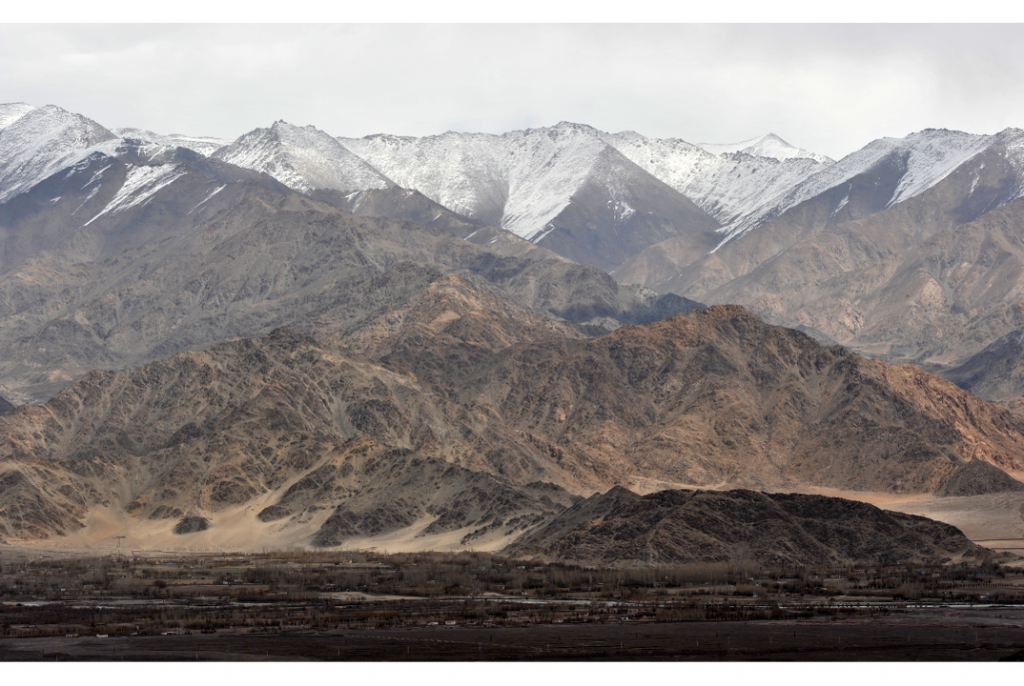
[504,487,991,566]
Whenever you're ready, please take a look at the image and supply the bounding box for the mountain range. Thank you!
[1,102,1024,562]
[3,300,1024,549]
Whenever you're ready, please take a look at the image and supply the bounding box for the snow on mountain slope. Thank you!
[344,124,833,240]
[83,163,187,226]
[997,128,1024,198]
[342,122,631,240]
[342,122,722,242]
[522,141,721,270]
[214,121,393,194]
[342,122,722,270]
[601,131,833,227]
[0,103,36,130]
[699,134,831,162]
[499,123,616,240]
[886,130,997,207]
[0,104,118,203]
[718,128,996,244]
[340,131,508,226]
[113,128,231,157]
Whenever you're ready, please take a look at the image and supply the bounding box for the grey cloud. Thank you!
[2,24,1023,159]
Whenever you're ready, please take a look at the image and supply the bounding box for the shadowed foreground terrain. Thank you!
[2,549,1024,661]
[4,616,1024,661]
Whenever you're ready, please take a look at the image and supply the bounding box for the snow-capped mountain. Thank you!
[340,131,509,226]
[609,124,1024,382]
[0,104,119,204]
[0,104,234,207]
[339,124,835,246]
[715,128,1019,244]
[112,128,231,157]
[600,131,833,227]
[616,127,1024,293]
[340,122,633,241]
[9,102,1024,298]
[214,121,393,194]
[697,133,831,162]
[341,122,722,270]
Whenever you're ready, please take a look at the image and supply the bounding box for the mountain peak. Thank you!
[0,104,118,203]
[270,119,299,133]
[699,134,832,163]
[549,121,600,136]
[214,119,393,194]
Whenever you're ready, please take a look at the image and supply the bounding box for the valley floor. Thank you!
[2,610,1024,661]
[2,548,1024,661]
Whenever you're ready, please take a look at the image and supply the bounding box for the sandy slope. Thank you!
[1,503,523,557]
[880,492,1024,548]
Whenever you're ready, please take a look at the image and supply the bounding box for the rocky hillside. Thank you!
[0,152,693,405]
[4,299,1024,546]
[944,330,1024,403]
[504,487,990,566]
[0,327,580,543]
[428,305,1024,494]
[933,460,1024,497]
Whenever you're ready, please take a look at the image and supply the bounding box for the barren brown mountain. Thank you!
[0,326,579,545]
[3,295,1024,550]
[452,306,1024,493]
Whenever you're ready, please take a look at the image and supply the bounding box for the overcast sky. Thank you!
[3,24,1024,160]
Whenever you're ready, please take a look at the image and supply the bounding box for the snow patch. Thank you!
[608,199,635,222]
[529,223,558,243]
[71,184,102,215]
[84,164,186,226]
[81,165,112,190]
[832,194,849,216]
[187,183,228,215]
